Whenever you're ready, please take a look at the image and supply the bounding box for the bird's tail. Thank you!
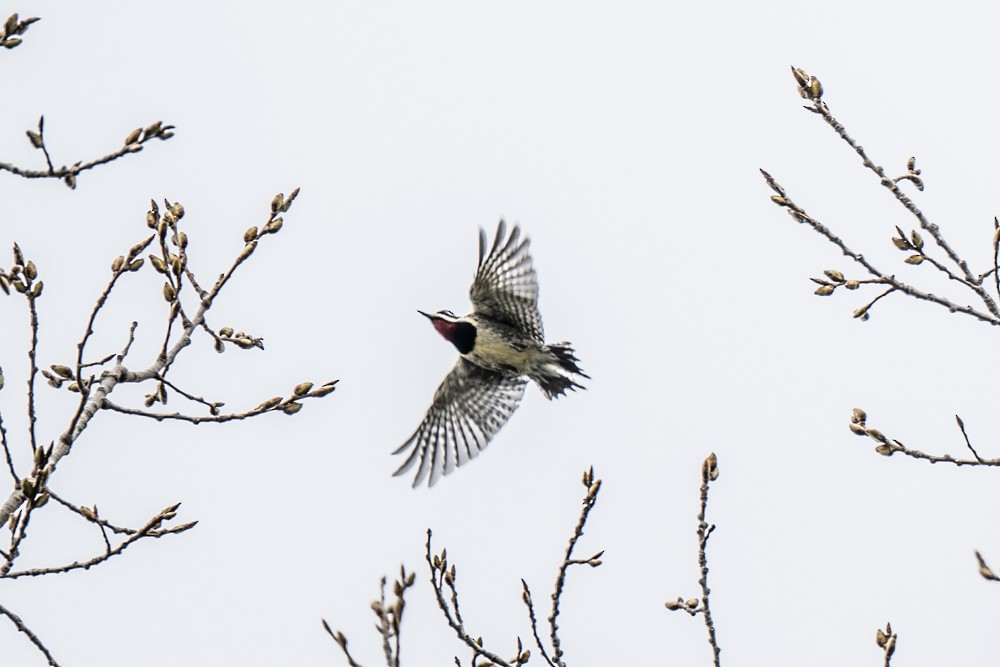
[532,342,589,399]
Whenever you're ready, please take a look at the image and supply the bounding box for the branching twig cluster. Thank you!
[665,453,722,667]
[326,469,605,667]
[766,65,1000,663]
[323,567,417,667]
[763,66,1000,327]
[0,191,336,662]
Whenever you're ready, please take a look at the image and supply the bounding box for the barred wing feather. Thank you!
[393,359,527,487]
[469,220,544,343]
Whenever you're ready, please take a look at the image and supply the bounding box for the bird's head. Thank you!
[418,310,476,354]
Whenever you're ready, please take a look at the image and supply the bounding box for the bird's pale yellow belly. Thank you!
[465,325,538,374]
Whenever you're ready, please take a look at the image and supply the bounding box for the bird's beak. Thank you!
[417,310,434,320]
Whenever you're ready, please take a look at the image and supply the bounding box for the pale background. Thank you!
[2,2,998,665]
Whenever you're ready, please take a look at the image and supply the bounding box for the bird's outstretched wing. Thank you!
[394,358,527,487]
[469,220,544,342]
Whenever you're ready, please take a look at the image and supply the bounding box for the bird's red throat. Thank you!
[431,318,458,341]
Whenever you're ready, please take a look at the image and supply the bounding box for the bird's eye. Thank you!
[440,310,455,317]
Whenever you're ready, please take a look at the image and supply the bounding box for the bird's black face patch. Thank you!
[450,321,476,355]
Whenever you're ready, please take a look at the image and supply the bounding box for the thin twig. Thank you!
[4,503,195,580]
[954,415,984,463]
[548,470,602,667]
[521,580,556,667]
[321,619,365,667]
[0,412,16,482]
[0,600,62,667]
[102,398,310,424]
[851,411,1000,466]
[425,529,513,667]
[26,290,40,452]
[46,491,147,536]
[697,455,721,667]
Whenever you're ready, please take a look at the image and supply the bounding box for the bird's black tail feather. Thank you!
[533,342,589,399]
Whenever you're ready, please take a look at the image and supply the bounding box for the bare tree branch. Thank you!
[1,116,175,188]
[665,454,722,666]
[848,409,1000,467]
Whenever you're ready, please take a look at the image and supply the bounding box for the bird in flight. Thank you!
[394,220,588,487]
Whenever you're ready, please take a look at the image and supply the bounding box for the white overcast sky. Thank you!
[2,2,999,666]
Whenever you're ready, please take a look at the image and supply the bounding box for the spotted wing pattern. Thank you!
[394,358,527,487]
[469,220,544,343]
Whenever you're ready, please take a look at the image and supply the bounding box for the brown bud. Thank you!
[849,422,867,436]
[25,260,37,280]
[163,282,176,302]
[264,217,283,234]
[845,280,859,290]
[293,382,314,396]
[904,254,924,265]
[823,270,845,283]
[852,408,867,423]
[256,396,283,412]
[51,365,73,379]
[219,327,234,338]
[244,226,258,243]
[30,281,42,297]
[791,67,810,88]
[112,256,125,272]
[814,285,835,296]
[150,255,167,273]
[282,402,303,415]
[865,427,887,442]
[310,384,337,397]
[271,194,283,213]
[128,258,144,272]
[124,128,142,145]
[809,76,823,99]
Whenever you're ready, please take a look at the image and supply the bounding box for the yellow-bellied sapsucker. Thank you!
[394,220,588,487]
